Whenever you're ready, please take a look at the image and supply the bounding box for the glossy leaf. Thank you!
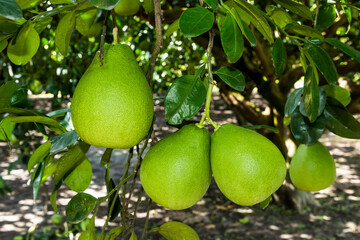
[324,38,360,63]
[64,158,92,192]
[305,41,338,85]
[303,66,319,123]
[10,88,28,107]
[165,75,207,125]
[159,221,200,240]
[220,13,244,63]
[7,24,40,65]
[299,88,326,119]
[204,0,218,9]
[272,38,287,75]
[215,67,245,91]
[88,0,120,10]
[54,142,90,185]
[316,4,336,30]
[50,130,78,154]
[0,0,22,20]
[12,116,67,134]
[32,161,44,202]
[284,88,303,117]
[0,116,16,141]
[66,192,97,223]
[0,81,20,108]
[290,107,325,145]
[55,10,76,56]
[41,157,57,183]
[274,0,312,20]
[321,84,351,107]
[46,108,70,118]
[179,7,214,38]
[28,141,51,172]
[324,98,360,139]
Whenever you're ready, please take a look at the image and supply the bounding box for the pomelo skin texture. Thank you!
[114,0,141,16]
[211,124,286,206]
[71,44,153,149]
[290,142,336,192]
[140,124,211,210]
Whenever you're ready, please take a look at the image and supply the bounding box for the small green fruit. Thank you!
[71,44,153,149]
[114,0,141,16]
[290,142,336,191]
[140,124,211,210]
[211,124,286,206]
[51,214,63,224]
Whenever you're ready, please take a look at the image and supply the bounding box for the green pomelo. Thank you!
[71,44,153,149]
[114,0,141,16]
[140,124,211,210]
[289,142,336,192]
[211,124,286,206]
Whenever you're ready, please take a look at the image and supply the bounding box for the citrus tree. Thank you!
[1,0,360,239]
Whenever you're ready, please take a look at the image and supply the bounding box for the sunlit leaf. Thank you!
[16,0,44,10]
[0,116,16,141]
[321,85,351,107]
[50,130,78,154]
[64,158,92,192]
[159,221,200,240]
[270,8,292,28]
[55,10,76,55]
[28,141,51,172]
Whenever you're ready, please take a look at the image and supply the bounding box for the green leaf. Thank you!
[204,0,218,10]
[303,66,319,123]
[324,38,360,63]
[305,41,338,85]
[165,19,179,38]
[106,178,121,222]
[165,75,207,125]
[229,0,273,44]
[54,141,90,185]
[0,81,20,108]
[272,38,287,75]
[75,5,101,37]
[12,116,67,134]
[28,141,51,172]
[88,0,120,10]
[100,148,113,166]
[78,229,96,240]
[316,4,336,30]
[159,221,200,240]
[50,0,76,4]
[290,107,325,145]
[0,0,22,20]
[50,181,62,213]
[0,176,12,195]
[270,8,292,28]
[215,67,245,91]
[260,196,271,209]
[55,10,76,56]
[64,158,92,192]
[179,7,214,38]
[7,24,40,65]
[32,161,44,202]
[66,192,97,223]
[10,88,28,107]
[16,0,44,10]
[0,116,16,141]
[143,0,154,14]
[321,85,351,107]
[286,24,323,39]
[34,16,53,34]
[324,98,360,139]
[50,130,78,154]
[0,107,39,116]
[106,226,128,240]
[0,38,8,52]
[220,13,244,63]
[46,108,70,118]
[274,0,312,20]
[41,157,57,183]
[231,9,256,46]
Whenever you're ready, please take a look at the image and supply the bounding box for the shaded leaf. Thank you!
[50,0,76,4]
[316,4,336,30]
[0,0,22,20]
[165,75,207,125]
[28,141,51,172]
[0,81,20,108]
[50,130,78,154]
[286,24,323,39]
[0,116,16,141]
[10,88,28,107]
[215,67,245,91]
[143,0,154,14]
[303,66,319,123]
[107,179,121,222]
[12,116,67,134]
[284,88,302,117]
[129,231,137,240]
[272,38,287,75]
[32,161,44,202]
[165,19,179,38]
[321,84,351,107]
[50,181,62,213]
[179,7,214,38]
[324,38,360,63]
[64,158,92,192]
[88,0,120,10]
[159,221,200,240]
[204,0,218,10]
[34,16,53,34]
[260,196,271,209]
[55,10,76,56]
[270,8,292,28]
[100,148,113,166]
[16,0,44,10]
[274,0,312,20]
[66,192,97,223]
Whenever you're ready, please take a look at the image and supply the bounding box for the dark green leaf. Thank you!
[66,193,97,223]
[286,24,323,39]
[0,0,22,20]
[220,14,244,63]
[50,0,76,4]
[316,4,336,30]
[290,107,325,145]
[0,176,12,195]
[50,130,78,154]
[274,0,312,20]
[179,7,214,38]
[12,116,67,134]
[303,66,319,123]
[324,98,360,139]
[107,179,121,222]
[0,107,39,116]
[284,88,302,117]
[260,196,271,209]
[341,0,351,26]
[324,38,360,63]
[28,141,51,172]
[143,0,154,14]
[46,108,70,118]
[108,226,128,240]
[32,161,44,202]
[10,88,28,107]
[0,38,8,52]
[64,158,92,192]
[16,0,44,10]
[164,19,179,38]
[100,148,113,166]
[272,38,287,75]
[7,24,40,65]
[34,16,53,34]
[321,84,351,107]
[299,88,326,119]
[0,81,20,108]
[0,116,16,141]
[88,0,120,10]
[55,10,76,56]
[159,221,200,240]
[204,0,218,10]
[165,75,207,125]
[215,67,245,91]
[305,41,338,85]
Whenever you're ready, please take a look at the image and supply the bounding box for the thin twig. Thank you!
[141,199,153,240]
[145,0,163,85]
[99,11,111,66]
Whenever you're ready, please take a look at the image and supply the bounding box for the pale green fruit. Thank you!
[290,142,336,192]
[71,44,153,149]
[211,124,286,206]
[114,0,141,16]
[140,124,211,210]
